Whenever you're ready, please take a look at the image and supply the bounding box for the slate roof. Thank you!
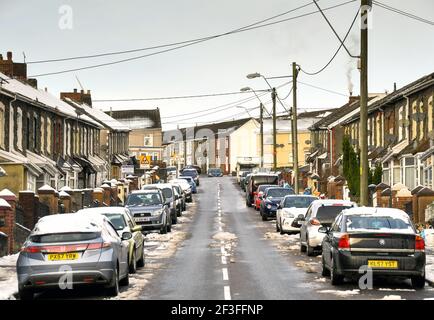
[107,109,162,129]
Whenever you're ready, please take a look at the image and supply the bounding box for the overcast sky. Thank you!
[1,0,433,130]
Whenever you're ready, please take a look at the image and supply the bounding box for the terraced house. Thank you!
[0,52,127,194]
[342,72,434,192]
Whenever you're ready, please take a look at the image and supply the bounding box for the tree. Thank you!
[342,136,360,199]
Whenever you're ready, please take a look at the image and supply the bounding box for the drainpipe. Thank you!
[9,94,17,152]
[327,127,333,175]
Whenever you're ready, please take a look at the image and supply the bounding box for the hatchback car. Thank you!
[126,189,172,234]
[246,174,279,207]
[276,195,318,234]
[179,176,197,194]
[76,207,145,274]
[142,183,178,225]
[17,213,131,300]
[299,199,356,256]
[182,169,200,186]
[172,178,193,202]
[320,207,426,288]
[171,182,186,213]
[181,165,202,175]
[259,187,295,221]
[208,167,223,177]
[254,184,275,211]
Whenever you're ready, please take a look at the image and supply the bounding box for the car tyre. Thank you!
[172,215,177,225]
[411,275,425,289]
[107,267,120,297]
[321,255,330,277]
[300,239,306,253]
[160,223,168,234]
[137,247,145,268]
[276,221,280,232]
[120,270,129,286]
[330,257,344,285]
[306,238,315,256]
[262,212,268,221]
[19,287,33,300]
[129,250,137,274]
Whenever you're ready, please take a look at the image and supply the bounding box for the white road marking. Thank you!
[221,255,227,265]
[220,246,226,255]
[222,268,229,281]
[224,286,231,300]
[218,225,223,231]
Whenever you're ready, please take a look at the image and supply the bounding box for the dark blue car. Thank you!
[260,187,295,221]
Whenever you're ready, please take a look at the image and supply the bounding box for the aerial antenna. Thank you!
[75,75,85,91]
[22,52,26,63]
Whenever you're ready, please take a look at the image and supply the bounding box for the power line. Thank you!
[300,6,360,76]
[28,0,357,78]
[298,81,349,97]
[373,1,434,26]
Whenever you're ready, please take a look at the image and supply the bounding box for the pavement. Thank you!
[2,176,434,300]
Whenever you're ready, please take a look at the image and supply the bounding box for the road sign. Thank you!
[139,155,151,169]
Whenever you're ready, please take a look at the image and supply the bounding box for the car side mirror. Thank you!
[318,226,329,234]
[297,214,305,221]
[121,231,133,240]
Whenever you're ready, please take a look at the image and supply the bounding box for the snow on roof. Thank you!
[0,199,11,208]
[76,207,127,215]
[38,184,56,192]
[0,73,100,127]
[64,98,130,132]
[0,189,16,197]
[33,213,105,235]
[341,207,411,220]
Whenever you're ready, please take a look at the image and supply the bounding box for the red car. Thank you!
[254,185,275,211]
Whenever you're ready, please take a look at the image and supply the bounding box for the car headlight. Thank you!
[266,204,272,209]
[151,209,163,216]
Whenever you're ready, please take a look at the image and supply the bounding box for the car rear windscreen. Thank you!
[252,176,278,186]
[345,215,414,232]
[266,188,294,198]
[161,188,173,198]
[30,232,100,243]
[316,205,352,222]
[284,196,316,208]
[103,214,127,230]
[182,170,197,177]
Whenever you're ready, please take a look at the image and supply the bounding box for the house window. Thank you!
[144,134,153,147]
[382,162,390,186]
[424,157,433,189]
[428,95,433,135]
[398,105,405,141]
[47,118,52,154]
[33,114,38,151]
[401,157,415,190]
[41,116,45,154]
[392,160,401,185]
[0,102,4,149]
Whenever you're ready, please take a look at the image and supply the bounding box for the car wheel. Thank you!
[19,287,33,300]
[172,215,177,225]
[321,255,331,277]
[306,238,315,256]
[160,223,168,234]
[262,212,268,221]
[330,257,344,286]
[300,238,306,253]
[107,267,120,296]
[167,219,172,232]
[246,199,252,207]
[120,269,129,286]
[411,275,425,289]
[276,221,280,232]
[129,250,137,274]
[137,246,145,268]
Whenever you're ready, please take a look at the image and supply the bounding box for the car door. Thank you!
[125,209,142,260]
[106,221,129,277]
[325,214,343,267]
[301,205,313,243]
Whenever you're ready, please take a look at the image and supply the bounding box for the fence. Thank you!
[36,201,50,221]
[14,223,31,253]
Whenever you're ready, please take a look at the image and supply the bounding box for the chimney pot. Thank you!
[73,89,77,93]
[45,87,47,92]
[80,89,84,94]
[6,51,12,61]
[394,82,397,92]
[87,90,91,94]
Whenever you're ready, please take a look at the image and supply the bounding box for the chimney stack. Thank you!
[0,54,3,61]
[393,82,397,92]
[73,88,77,93]
[6,51,12,61]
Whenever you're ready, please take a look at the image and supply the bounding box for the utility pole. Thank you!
[272,88,277,171]
[292,62,299,194]
[260,103,264,168]
[359,0,370,206]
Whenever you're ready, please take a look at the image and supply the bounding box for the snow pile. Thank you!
[0,253,19,266]
[0,254,19,300]
[212,232,237,242]
[319,289,360,297]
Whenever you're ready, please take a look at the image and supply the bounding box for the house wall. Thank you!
[230,120,258,172]
[0,163,25,195]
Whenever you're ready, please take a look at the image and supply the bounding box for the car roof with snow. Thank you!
[32,213,106,235]
[309,199,356,212]
[143,183,174,189]
[75,207,128,215]
[341,207,410,219]
[131,189,161,194]
[283,195,318,199]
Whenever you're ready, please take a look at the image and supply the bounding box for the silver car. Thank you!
[16,213,131,300]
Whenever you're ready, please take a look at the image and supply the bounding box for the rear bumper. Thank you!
[335,250,426,277]
[262,207,277,217]
[281,218,300,232]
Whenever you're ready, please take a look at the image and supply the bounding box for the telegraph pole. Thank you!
[359,0,370,206]
[272,88,277,171]
[260,103,264,168]
[292,62,299,194]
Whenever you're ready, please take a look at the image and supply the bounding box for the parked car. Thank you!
[172,178,193,202]
[254,184,275,211]
[17,213,131,300]
[208,167,223,177]
[171,182,186,213]
[75,207,145,273]
[181,165,202,175]
[182,169,200,186]
[276,195,318,234]
[320,207,426,288]
[142,183,178,224]
[166,166,177,177]
[179,176,197,194]
[246,174,279,207]
[299,199,356,256]
[125,189,172,234]
[259,187,295,221]
[241,173,253,192]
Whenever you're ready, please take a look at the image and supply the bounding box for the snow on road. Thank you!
[0,253,19,300]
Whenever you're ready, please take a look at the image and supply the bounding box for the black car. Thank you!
[320,207,426,288]
[182,169,200,186]
[259,187,295,221]
[126,189,172,234]
[246,174,279,207]
[181,165,202,175]
[208,167,223,177]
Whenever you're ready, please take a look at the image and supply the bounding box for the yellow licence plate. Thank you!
[47,253,79,261]
[368,260,398,269]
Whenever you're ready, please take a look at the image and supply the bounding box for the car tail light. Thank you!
[338,234,351,250]
[309,218,321,226]
[86,242,111,250]
[22,246,42,253]
[22,243,109,253]
[415,235,425,252]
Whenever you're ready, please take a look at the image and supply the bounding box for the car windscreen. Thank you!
[182,170,197,177]
[102,214,127,230]
[258,185,274,193]
[266,188,294,198]
[284,197,316,208]
[161,187,173,198]
[345,215,414,232]
[127,193,162,206]
[316,205,352,222]
[210,169,221,174]
[30,232,100,243]
[252,176,278,186]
